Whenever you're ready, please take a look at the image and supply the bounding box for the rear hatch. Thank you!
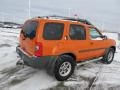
[19,20,38,56]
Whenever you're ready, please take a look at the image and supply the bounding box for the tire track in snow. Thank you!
[0,28,37,89]
[0,65,38,90]
[88,63,103,90]
[0,66,22,89]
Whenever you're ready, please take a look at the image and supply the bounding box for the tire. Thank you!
[54,55,76,81]
[102,48,115,64]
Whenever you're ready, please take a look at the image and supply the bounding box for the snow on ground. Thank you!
[0,28,58,90]
[0,27,120,90]
[103,32,119,49]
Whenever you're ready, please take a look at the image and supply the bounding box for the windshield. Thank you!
[22,21,38,39]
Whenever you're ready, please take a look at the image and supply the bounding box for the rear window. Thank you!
[43,22,64,40]
[22,21,38,39]
[69,24,86,40]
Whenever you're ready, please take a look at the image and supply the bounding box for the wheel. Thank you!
[54,55,76,81]
[102,48,115,64]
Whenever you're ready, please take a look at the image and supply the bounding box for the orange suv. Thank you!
[16,15,116,81]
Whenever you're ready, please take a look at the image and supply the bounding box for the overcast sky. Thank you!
[0,0,120,32]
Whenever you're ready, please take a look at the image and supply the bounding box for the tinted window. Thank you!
[90,28,102,39]
[69,24,86,40]
[43,23,64,40]
[22,21,38,39]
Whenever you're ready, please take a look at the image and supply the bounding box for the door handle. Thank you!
[90,42,94,45]
[64,36,69,40]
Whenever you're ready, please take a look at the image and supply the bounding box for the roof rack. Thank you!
[36,15,93,26]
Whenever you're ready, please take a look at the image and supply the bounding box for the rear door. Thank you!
[20,20,38,55]
[66,24,92,61]
[41,21,65,56]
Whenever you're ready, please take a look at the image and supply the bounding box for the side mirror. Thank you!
[101,35,107,40]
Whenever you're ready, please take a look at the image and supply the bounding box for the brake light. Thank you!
[35,42,43,57]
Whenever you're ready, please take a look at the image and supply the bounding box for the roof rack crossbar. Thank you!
[36,15,93,25]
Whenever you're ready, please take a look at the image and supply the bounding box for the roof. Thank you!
[32,15,93,26]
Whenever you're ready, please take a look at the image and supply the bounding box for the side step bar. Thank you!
[77,57,103,66]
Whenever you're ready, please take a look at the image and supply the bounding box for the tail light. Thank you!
[35,42,43,57]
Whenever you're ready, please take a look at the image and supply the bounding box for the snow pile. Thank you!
[103,32,119,47]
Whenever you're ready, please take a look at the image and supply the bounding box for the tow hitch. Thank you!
[16,56,25,68]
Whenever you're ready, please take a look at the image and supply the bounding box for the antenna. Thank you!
[68,8,71,17]
[28,0,31,19]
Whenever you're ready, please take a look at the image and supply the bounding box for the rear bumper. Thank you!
[16,46,57,69]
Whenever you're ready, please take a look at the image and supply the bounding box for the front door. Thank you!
[88,27,107,59]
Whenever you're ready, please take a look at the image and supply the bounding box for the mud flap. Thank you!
[46,56,58,76]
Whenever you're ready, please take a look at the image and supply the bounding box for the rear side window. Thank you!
[69,24,86,40]
[43,22,64,40]
[22,21,38,39]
